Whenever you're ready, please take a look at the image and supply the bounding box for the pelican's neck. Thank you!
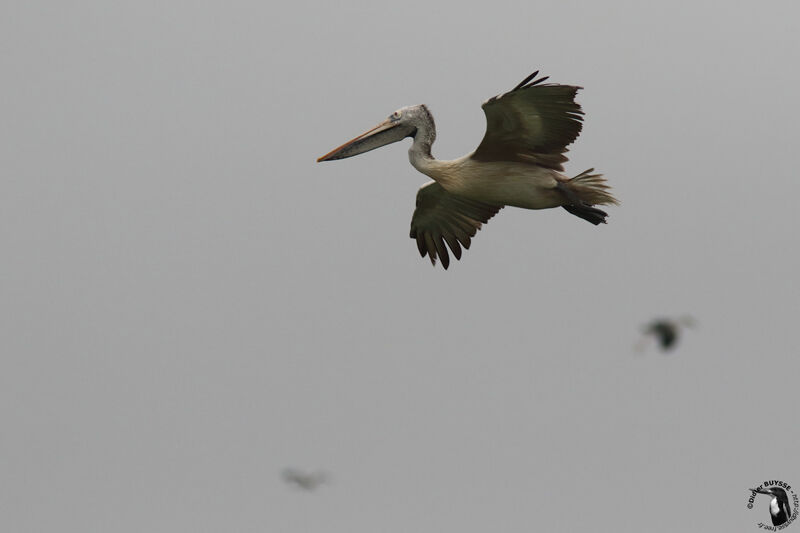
[407,105,451,184]
[409,133,434,170]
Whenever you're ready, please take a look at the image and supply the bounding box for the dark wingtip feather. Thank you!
[434,237,450,269]
[423,234,438,266]
[528,75,549,87]
[512,70,539,91]
[416,236,427,257]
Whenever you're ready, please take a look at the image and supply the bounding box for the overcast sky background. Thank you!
[2,1,799,532]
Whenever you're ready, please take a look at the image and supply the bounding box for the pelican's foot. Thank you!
[562,203,608,225]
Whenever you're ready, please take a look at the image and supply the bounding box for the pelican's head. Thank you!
[317,105,427,162]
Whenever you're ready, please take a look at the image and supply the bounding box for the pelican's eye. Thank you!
[391,111,401,120]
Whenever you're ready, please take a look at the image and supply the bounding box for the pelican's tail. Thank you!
[568,169,618,206]
[560,169,618,225]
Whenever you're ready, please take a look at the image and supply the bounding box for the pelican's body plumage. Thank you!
[413,156,564,209]
[318,70,618,268]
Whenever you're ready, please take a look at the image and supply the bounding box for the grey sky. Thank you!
[1,1,798,532]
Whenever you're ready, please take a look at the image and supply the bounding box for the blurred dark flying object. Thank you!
[281,468,328,491]
[636,316,697,353]
[317,69,618,269]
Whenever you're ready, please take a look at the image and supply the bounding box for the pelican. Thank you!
[317,70,618,268]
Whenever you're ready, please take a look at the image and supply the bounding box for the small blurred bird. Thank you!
[281,468,329,491]
[636,316,696,353]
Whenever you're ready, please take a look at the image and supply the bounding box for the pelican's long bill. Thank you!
[317,117,408,162]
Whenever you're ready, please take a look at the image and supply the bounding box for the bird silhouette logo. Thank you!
[747,480,798,530]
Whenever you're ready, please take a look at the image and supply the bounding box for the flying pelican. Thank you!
[317,70,618,268]
[636,315,697,353]
[751,486,793,526]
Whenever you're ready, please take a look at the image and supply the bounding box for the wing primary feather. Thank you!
[441,229,462,260]
[416,235,427,257]
[512,70,539,91]
[448,219,474,247]
[433,236,450,269]
[527,75,549,87]
[423,234,438,266]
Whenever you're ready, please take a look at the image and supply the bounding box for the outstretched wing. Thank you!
[471,70,584,170]
[409,182,502,269]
